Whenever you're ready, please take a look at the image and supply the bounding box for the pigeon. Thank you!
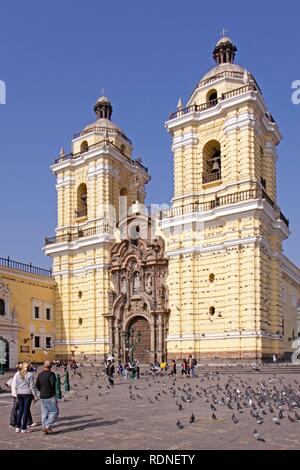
[272,417,280,425]
[288,415,296,423]
[232,414,239,424]
[189,414,196,423]
[178,403,183,411]
[210,404,217,411]
[256,415,264,424]
[212,413,217,421]
[176,420,184,430]
[253,430,266,442]
[85,395,89,400]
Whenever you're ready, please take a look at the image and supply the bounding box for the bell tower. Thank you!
[44,96,150,361]
[161,37,290,361]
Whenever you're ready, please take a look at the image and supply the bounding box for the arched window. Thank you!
[0,299,5,316]
[202,140,222,184]
[80,141,89,153]
[120,188,128,197]
[207,89,218,107]
[76,183,87,218]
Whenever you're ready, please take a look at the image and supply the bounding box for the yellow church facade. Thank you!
[44,37,300,363]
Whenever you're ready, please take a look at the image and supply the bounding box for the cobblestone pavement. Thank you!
[1,366,300,450]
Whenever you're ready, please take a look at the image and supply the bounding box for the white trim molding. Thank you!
[55,338,109,345]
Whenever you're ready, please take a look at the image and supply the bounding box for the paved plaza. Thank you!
[1,364,300,450]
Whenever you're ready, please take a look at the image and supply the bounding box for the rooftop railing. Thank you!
[160,187,289,228]
[169,83,257,120]
[0,257,52,277]
[54,139,148,173]
[45,224,111,246]
[73,126,132,144]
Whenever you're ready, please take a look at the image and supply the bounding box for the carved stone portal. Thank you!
[107,236,169,363]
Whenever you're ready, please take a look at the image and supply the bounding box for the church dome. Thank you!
[198,36,249,85]
[80,95,131,143]
[200,62,246,83]
[83,117,124,133]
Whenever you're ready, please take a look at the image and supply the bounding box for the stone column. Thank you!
[150,315,156,363]
[108,317,113,354]
[158,312,163,361]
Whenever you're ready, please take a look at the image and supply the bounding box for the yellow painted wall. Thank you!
[0,266,56,364]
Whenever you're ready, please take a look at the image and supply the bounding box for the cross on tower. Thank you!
[221,28,229,38]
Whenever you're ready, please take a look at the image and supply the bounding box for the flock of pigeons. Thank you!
[63,360,300,446]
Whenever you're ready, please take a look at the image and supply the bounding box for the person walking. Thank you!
[36,361,59,435]
[15,362,38,433]
[188,354,197,378]
[106,359,115,386]
[170,359,177,376]
[181,359,188,376]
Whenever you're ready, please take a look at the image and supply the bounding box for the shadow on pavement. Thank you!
[54,418,123,434]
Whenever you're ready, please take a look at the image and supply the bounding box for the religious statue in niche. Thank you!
[121,277,127,295]
[133,272,141,294]
[146,274,153,295]
[108,289,116,309]
[157,285,166,309]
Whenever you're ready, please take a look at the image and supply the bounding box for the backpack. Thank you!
[192,358,197,366]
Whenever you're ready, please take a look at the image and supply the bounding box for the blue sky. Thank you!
[0,0,300,268]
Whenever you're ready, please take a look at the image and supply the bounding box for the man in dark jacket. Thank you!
[106,360,115,386]
[36,361,59,434]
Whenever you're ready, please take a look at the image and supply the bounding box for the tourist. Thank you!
[117,360,124,377]
[36,361,59,435]
[8,363,37,429]
[106,359,115,386]
[170,359,177,376]
[133,359,140,379]
[181,359,188,376]
[124,361,130,379]
[188,354,197,378]
[15,362,38,433]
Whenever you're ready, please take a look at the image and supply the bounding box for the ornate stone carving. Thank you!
[129,298,145,316]
[146,274,153,295]
[109,234,169,362]
[108,289,116,309]
[110,236,168,312]
[133,272,141,294]
[121,277,127,295]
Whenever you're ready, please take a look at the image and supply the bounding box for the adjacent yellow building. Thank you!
[42,36,300,363]
[0,257,55,368]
